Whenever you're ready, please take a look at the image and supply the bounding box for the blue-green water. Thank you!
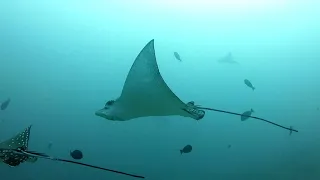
[0,0,319,179]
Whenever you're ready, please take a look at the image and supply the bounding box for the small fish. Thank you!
[180,145,192,154]
[70,149,83,160]
[227,145,231,149]
[1,98,11,110]
[244,79,255,91]
[241,109,254,121]
[174,52,182,61]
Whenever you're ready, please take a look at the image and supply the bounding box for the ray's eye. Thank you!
[105,100,115,106]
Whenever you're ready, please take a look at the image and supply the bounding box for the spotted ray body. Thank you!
[0,126,145,178]
[0,125,37,166]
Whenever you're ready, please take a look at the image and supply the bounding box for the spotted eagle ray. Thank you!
[95,40,205,121]
[218,52,238,64]
[0,125,145,179]
[0,125,37,166]
[95,39,298,133]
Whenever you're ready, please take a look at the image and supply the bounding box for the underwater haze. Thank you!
[1,0,320,180]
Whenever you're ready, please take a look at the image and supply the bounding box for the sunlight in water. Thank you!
[149,0,289,12]
[72,0,291,19]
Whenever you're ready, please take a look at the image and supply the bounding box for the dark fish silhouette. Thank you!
[180,145,192,154]
[1,98,11,110]
[70,150,83,160]
[174,52,182,61]
[241,109,254,121]
[0,126,145,179]
[244,79,255,91]
[227,145,231,148]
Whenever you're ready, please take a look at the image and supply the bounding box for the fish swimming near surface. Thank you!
[174,52,182,61]
[0,126,145,179]
[1,98,11,110]
[95,39,298,134]
[217,52,238,64]
[241,109,254,121]
[180,145,192,154]
[244,79,255,91]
